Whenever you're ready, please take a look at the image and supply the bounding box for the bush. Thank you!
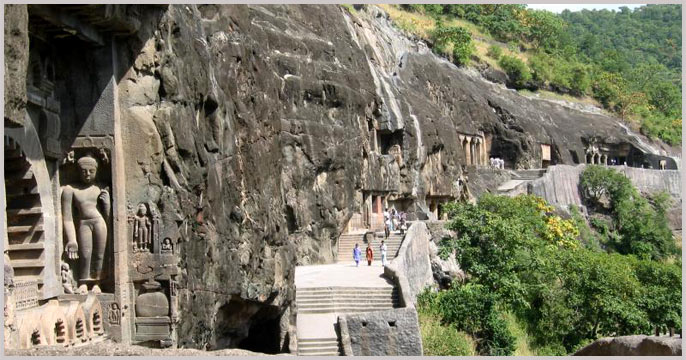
[421,284,515,355]
[487,45,503,60]
[498,55,531,88]
[432,24,475,65]
[418,310,477,356]
[482,311,517,355]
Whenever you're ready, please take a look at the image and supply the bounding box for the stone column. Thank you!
[472,138,481,165]
[464,137,472,166]
[481,139,487,165]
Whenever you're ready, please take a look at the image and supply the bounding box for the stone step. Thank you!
[5,168,34,181]
[7,242,45,251]
[298,337,338,344]
[297,286,395,292]
[298,350,340,356]
[298,345,340,352]
[298,306,397,314]
[297,293,398,299]
[7,224,44,233]
[297,299,396,306]
[10,259,45,269]
[298,341,339,349]
[6,207,43,216]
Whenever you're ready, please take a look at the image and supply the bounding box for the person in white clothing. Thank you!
[380,240,388,267]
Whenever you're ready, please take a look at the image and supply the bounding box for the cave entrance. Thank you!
[213,297,285,354]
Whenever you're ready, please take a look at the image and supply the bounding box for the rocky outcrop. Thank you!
[383,222,434,307]
[4,4,29,127]
[575,335,682,356]
[426,221,465,289]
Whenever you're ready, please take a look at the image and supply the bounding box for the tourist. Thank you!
[366,243,374,266]
[353,243,361,267]
[390,208,397,232]
[380,240,387,267]
[384,216,391,238]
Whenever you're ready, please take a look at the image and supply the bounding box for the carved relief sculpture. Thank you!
[108,303,121,325]
[133,204,151,252]
[61,155,111,294]
[160,238,173,254]
[60,262,76,294]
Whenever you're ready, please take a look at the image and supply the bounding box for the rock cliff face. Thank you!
[114,4,680,350]
[5,4,679,353]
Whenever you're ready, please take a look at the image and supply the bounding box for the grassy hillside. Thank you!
[373,4,682,146]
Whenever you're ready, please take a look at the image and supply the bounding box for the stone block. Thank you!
[338,307,422,356]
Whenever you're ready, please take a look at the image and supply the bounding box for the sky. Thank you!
[526,4,645,13]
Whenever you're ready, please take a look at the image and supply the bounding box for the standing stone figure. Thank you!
[60,262,76,294]
[61,155,110,294]
[133,204,151,252]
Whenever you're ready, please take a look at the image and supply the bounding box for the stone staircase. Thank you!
[296,285,400,355]
[4,136,46,296]
[337,232,404,262]
[297,338,341,356]
[296,286,399,314]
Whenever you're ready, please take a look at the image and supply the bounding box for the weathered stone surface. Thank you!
[4,4,28,127]
[384,222,434,307]
[338,307,422,356]
[575,335,682,356]
[426,221,465,289]
[5,339,289,356]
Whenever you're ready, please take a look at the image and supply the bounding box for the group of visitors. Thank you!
[383,208,406,238]
[490,157,505,169]
[353,240,387,267]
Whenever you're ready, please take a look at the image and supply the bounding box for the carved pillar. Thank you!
[472,138,480,165]
[481,139,488,165]
[465,137,472,166]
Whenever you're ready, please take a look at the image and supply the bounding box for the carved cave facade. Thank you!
[3,5,178,350]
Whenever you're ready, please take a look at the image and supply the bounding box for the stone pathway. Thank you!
[295,263,399,355]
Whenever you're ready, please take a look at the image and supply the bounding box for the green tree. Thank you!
[524,10,566,50]
[498,55,532,88]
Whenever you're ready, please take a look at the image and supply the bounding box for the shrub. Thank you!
[432,24,475,65]
[482,311,517,355]
[498,55,532,88]
[487,45,503,60]
[418,310,477,356]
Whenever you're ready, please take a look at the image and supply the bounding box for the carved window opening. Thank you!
[54,319,67,344]
[92,311,103,334]
[75,319,85,340]
[31,330,42,346]
[377,130,403,156]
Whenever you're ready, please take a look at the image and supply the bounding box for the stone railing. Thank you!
[383,221,434,308]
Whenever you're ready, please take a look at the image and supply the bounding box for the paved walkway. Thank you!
[295,263,394,341]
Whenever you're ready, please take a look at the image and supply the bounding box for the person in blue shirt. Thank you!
[353,243,362,267]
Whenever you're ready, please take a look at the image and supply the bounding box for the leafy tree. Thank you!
[580,165,676,260]
[498,55,531,88]
[431,193,681,354]
[524,10,566,50]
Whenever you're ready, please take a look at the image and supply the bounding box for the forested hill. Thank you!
[561,5,681,72]
[383,4,682,146]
